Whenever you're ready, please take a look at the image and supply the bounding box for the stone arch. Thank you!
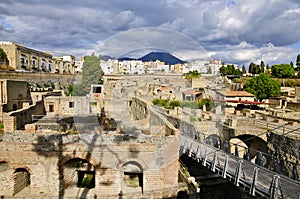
[12,165,32,175]
[230,135,268,160]
[59,153,98,168]
[119,159,145,194]
[118,157,148,171]
[206,134,221,148]
[0,161,9,172]
[13,167,31,196]
[229,138,248,158]
[62,157,96,190]
[234,134,268,158]
[122,161,143,173]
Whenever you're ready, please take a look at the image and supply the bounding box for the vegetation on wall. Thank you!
[152,99,181,109]
[0,48,8,63]
[0,47,13,70]
[152,98,212,110]
[184,70,201,79]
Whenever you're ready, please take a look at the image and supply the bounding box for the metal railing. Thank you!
[180,132,300,199]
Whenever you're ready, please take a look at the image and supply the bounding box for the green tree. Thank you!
[248,62,255,74]
[271,64,295,78]
[254,65,261,74]
[0,48,8,65]
[266,64,271,75]
[260,60,265,73]
[296,54,300,67]
[295,55,300,72]
[242,65,246,74]
[198,99,212,111]
[207,66,212,74]
[73,55,103,96]
[219,65,242,76]
[248,62,261,75]
[219,65,227,76]
[244,73,280,101]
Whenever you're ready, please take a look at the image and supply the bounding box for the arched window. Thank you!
[122,161,143,193]
[63,158,95,190]
[13,168,30,195]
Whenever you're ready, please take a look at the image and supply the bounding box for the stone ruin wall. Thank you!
[0,109,180,198]
[267,132,300,178]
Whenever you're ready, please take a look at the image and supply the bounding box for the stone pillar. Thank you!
[3,116,16,132]
[243,111,250,117]
[215,105,222,114]
[230,118,237,127]
[59,62,64,74]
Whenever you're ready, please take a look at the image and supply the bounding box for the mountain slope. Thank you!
[138,52,185,65]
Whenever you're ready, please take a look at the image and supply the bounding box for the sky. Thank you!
[0,0,300,66]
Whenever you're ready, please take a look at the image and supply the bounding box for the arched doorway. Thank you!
[63,158,96,190]
[229,138,248,158]
[230,135,268,162]
[0,161,9,172]
[121,161,143,194]
[206,134,221,148]
[13,168,30,195]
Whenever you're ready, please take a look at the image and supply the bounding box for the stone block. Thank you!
[3,116,16,132]
[243,111,250,117]
[254,113,262,119]
[230,119,237,127]
[275,118,283,123]
[25,123,37,133]
[263,115,273,122]
[288,121,298,126]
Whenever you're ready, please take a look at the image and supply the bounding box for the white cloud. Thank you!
[0,0,298,65]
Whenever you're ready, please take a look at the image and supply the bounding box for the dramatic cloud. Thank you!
[0,0,299,66]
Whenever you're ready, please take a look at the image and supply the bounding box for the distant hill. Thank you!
[139,52,185,65]
[118,57,135,61]
[117,52,185,65]
[101,55,115,61]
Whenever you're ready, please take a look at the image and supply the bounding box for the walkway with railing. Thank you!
[180,127,300,199]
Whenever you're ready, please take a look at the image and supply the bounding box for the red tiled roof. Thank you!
[183,91,202,95]
[219,91,254,97]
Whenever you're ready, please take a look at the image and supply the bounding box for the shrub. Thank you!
[152,99,181,109]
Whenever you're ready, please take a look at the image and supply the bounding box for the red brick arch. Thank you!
[118,157,148,171]
[13,165,33,175]
[58,153,99,168]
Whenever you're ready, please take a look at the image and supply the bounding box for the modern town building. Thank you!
[0,41,75,74]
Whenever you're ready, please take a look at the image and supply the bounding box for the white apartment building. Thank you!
[100,59,119,74]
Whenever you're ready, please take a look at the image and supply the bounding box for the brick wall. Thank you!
[0,132,180,198]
